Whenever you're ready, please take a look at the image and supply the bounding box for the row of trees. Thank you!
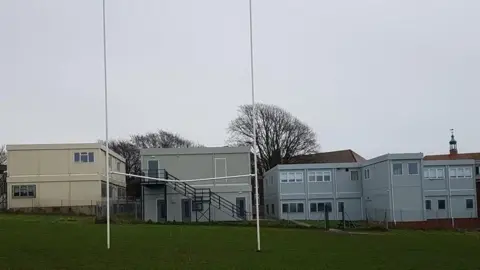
[0,103,320,197]
[0,145,5,165]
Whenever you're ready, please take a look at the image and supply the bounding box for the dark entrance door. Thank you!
[156,199,166,222]
[182,199,191,222]
[236,197,246,219]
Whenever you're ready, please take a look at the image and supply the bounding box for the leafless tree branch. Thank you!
[0,145,6,165]
[227,103,319,173]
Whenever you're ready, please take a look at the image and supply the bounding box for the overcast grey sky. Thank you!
[1,0,479,159]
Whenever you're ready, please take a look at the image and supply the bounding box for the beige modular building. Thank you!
[6,143,126,213]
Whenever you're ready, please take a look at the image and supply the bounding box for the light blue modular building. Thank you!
[263,134,479,223]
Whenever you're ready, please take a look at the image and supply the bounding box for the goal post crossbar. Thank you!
[109,171,256,183]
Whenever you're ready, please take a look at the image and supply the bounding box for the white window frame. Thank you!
[465,198,474,209]
[438,199,446,210]
[407,162,419,175]
[214,158,228,183]
[281,171,304,183]
[464,167,472,178]
[307,171,331,182]
[294,172,303,183]
[424,167,445,180]
[364,169,370,180]
[287,172,296,183]
[280,172,288,183]
[449,167,473,178]
[350,170,359,181]
[425,199,432,210]
[392,163,403,176]
[74,152,95,163]
[12,184,36,198]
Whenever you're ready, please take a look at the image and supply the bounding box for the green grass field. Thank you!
[0,214,479,270]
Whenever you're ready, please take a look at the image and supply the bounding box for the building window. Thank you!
[449,167,473,178]
[109,156,112,168]
[271,204,275,214]
[297,203,304,213]
[74,152,95,163]
[476,166,480,176]
[425,200,431,210]
[408,163,418,175]
[266,205,269,214]
[116,161,121,171]
[424,168,445,179]
[282,203,304,213]
[350,170,359,181]
[338,202,344,213]
[464,168,472,178]
[12,185,36,198]
[294,172,303,183]
[466,199,474,209]
[313,202,332,212]
[287,172,296,183]
[308,171,331,182]
[325,202,332,212]
[364,169,370,179]
[392,163,403,175]
[280,172,303,183]
[280,173,287,183]
[193,202,203,211]
[438,200,446,210]
[310,202,317,212]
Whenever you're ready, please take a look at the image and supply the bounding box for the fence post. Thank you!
[384,209,389,230]
[325,210,330,230]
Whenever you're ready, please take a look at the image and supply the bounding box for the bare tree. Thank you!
[107,140,142,198]
[99,130,201,197]
[0,145,6,165]
[228,103,319,172]
[131,130,201,149]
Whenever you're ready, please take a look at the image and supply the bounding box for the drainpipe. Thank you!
[447,165,454,228]
[419,159,426,221]
[305,168,309,220]
[388,160,396,225]
[360,166,364,219]
[333,168,337,220]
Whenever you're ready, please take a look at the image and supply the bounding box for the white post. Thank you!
[248,0,261,252]
[102,0,110,250]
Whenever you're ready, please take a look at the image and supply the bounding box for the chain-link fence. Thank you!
[96,199,142,221]
[4,198,142,220]
[365,208,480,229]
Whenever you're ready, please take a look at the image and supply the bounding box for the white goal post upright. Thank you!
[248,0,261,252]
[102,0,111,250]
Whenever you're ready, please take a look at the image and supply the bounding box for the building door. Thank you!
[156,199,166,222]
[148,160,159,178]
[236,197,246,218]
[182,199,191,222]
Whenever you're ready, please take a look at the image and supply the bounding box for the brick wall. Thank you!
[391,218,480,230]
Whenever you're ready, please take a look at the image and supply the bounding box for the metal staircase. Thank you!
[143,170,248,222]
[0,173,7,210]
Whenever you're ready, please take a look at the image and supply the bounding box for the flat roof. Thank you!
[141,146,252,156]
[6,143,125,162]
